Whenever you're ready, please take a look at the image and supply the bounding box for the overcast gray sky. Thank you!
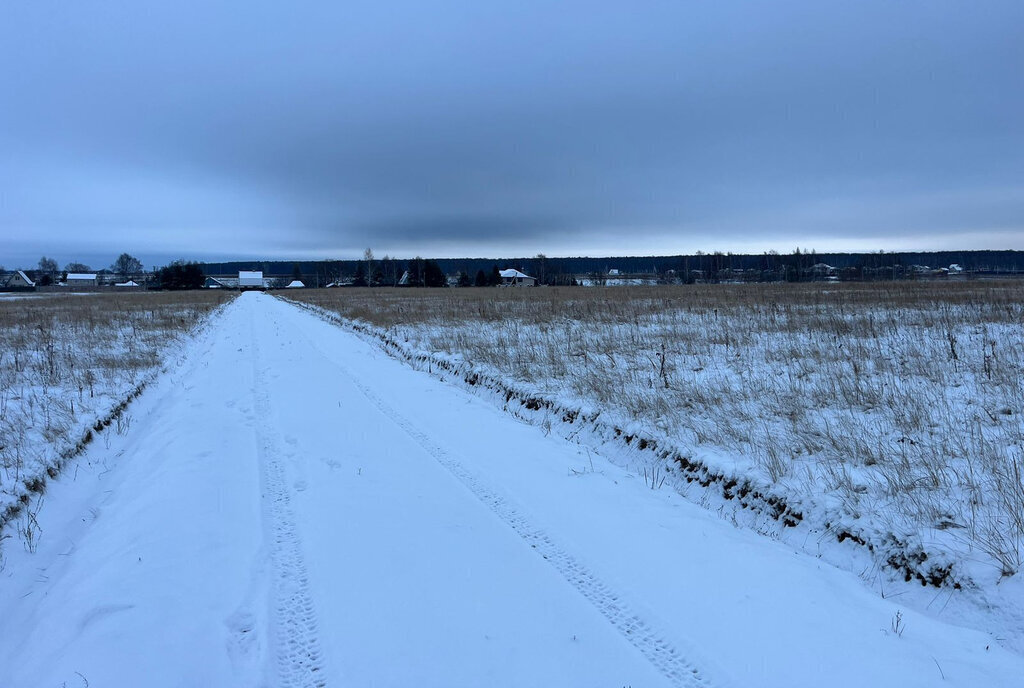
[2,0,1022,269]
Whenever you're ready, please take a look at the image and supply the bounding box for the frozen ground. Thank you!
[1,292,1022,687]
[0,291,231,536]
[286,284,1024,590]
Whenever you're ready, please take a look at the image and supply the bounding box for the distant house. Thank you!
[66,273,98,286]
[239,271,264,289]
[204,276,239,289]
[285,280,304,288]
[807,263,838,280]
[499,268,536,287]
[6,270,35,288]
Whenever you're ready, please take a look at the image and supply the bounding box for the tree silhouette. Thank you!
[112,253,143,278]
[352,262,368,287]
[157,261,204,289]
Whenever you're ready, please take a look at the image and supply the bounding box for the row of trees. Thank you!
[343,249,558,288]
[21,254,207,290]
[156,261,205,290]
[344,250,451,288]
[348,250,518,288]
[31,253,145,285]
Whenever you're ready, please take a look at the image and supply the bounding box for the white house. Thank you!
[239,271,264,288]
[808,263,838,280]
[6,270,35,288]
[499,268,537,287]
[66,273,98,286]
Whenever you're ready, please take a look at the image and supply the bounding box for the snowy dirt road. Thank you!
[2,292,1023,687]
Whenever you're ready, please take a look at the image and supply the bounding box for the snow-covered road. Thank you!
[2,292,1022,687]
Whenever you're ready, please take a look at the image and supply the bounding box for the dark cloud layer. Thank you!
[2,1,1022,268]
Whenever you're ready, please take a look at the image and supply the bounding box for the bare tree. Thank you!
[34,257,58,285]
[534,253,548,285]
[380,254,399,286]
[111,253,144,279]
[38,256,58,276]
[364,248,375,286]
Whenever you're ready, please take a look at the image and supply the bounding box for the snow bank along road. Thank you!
[1,292,1022,687]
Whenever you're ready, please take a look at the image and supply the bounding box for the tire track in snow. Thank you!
[249,313,327,688]
[323,352,714,688]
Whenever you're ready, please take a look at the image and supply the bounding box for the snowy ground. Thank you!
[0,291,233,542]
[1,292,1022,687]
[285,284,1024,592]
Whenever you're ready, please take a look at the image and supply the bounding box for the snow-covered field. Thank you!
[1,291,1022,687]
[285,283,1024,638]
[0,290,234,555]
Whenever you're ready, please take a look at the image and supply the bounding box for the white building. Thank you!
[239,271,264,288]
[499,268,537,287]
[66,273,98,286]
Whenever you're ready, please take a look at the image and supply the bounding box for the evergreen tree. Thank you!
[474,269,488,287]
[158,261,204,289]
[352,262,368,287]
[424,259,447,287]
[406,258,423,287]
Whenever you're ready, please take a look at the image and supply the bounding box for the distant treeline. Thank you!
[200,250,1024,286]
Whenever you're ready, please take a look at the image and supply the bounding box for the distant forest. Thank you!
[200,250,1024,286]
